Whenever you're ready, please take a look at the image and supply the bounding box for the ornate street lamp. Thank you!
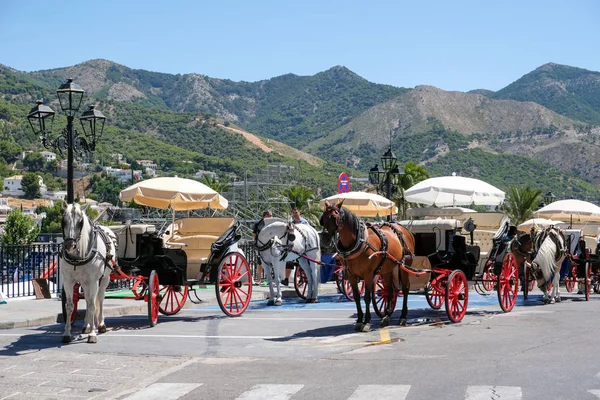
[27,79,106,203]
[369,133,404,220]
[544,191,556,205]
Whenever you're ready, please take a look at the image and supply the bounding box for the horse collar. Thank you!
[335,220,368,259]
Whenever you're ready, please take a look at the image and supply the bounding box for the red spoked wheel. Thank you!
[61,283,81,325]
[146,270,160,327]
[482,262,496,291]
[215,252,253,317]
[343,275,365,301]
[445,270,468,323]
[372,274,398,318]
[334,265,344,294]
[132,276,148,300]
[565,264,577,292]
[585,262,591,301]
[158,285,189,315]
[426,276,445,310]
[294,267,308,300]
[497,253,519,313]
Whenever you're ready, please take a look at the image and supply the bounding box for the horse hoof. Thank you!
[549,298,556,304]
[98,325,107,334]
[307,298,318,303]
[274,299,282,306]
[354,323,364,331]
[524,295,528,301]
[87,336,97,344]
[62,335,72,344]
[267,300,275,306]
[361,323,371,332]
[82,326,91,334]
[555,297,562,303]
[399,318,407,326]
[380,317,390,328]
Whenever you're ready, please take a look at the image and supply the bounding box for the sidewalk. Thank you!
[0,282,341,330]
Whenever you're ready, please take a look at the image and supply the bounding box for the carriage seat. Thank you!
[164,217,235,278]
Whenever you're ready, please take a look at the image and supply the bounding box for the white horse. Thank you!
[256,218,320,305]
[61,203,118,343]
[525,226,566,303]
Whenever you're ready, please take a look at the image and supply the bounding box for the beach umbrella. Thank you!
[119,177,228,211]
[404,174,505,207]
[534,199,600,225]
[319,191,397,217]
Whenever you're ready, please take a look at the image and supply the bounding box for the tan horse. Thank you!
[320,200,415,332]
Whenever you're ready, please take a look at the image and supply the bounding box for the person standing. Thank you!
[253,210,272,285]
[282,206,308,286]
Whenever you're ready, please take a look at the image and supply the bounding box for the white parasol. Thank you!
[517,218,564,231]
[119,177,228,211]
[534,199,600,224]
[320,191,397,217]
[404,174,505,207]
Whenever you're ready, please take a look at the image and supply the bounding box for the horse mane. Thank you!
[340,206,360,236]
[78,206,93,255]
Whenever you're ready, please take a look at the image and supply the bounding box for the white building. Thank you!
[43,190,67,201]
[2,175,47,197]
[194,170,217,179]
[40,151,57,161]
[104,167,142,183]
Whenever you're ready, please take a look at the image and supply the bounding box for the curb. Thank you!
[1,285,341,329]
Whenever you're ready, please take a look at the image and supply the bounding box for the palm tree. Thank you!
[202,175,231,194]
[393,162,430,219]
[504,186,543,226]
[282,185,321,225]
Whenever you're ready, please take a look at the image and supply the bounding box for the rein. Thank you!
[62,220,115,269]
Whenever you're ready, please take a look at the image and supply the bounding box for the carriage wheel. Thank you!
[132,276,148,300]
[215,252,253,317]
[497,253,519,313]
[343,276,365,301]
[426,278,445,310]
[159,285,189,315]
[294,267,308,300]
[61,283,81,325]
[585,262,591,301]
[147,270,159,327]
[565,264,577,293]
[482,262,496,291]
[445,270,468,323]
[372,274,397,318]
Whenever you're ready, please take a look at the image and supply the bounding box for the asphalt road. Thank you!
[1,291,600,400]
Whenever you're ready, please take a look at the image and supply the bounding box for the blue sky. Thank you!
[1,0,598,92]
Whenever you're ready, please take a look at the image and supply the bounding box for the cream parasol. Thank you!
[517,218,564,231]
[534,199,600,225]
[404,174,505,207]
[119,177,228,211]
[319,191,397,217]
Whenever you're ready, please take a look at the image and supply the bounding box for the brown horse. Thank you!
[510,233,534,299]
[320,199,416,331]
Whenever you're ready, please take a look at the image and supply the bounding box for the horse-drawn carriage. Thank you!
[59,178,253,343]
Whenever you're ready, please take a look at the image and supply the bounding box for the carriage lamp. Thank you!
[27,79,106,203]
[544,192,556,205]
[369,164,383,185]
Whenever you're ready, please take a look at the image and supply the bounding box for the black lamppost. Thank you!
[369,145,403,220]
[27,79,106,203]
[544,191,556,205]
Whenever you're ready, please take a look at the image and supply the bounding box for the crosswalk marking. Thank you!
[589,389,600,398]
[123,383,202,400]
[347,384,411,399]
[465,386,522,400]
[235,384,304,400]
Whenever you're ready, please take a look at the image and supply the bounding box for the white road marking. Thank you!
[589,389,600,398]
[236,384,303,400]
[122,383,202,400]
[465,386,522,399]
[0,392,21,400]
[348,384,411,399]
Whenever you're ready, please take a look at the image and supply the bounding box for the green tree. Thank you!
[23,152,45,172]
[282,185,321,225]
[202,175,232,193]
[394,162,430,219]
[21,173,41,199]
[36,201,64,233]
[1,208,40,245]
[504,186,542,226]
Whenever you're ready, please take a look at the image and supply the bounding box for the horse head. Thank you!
[320,199,345,235]
[62,202,92,258]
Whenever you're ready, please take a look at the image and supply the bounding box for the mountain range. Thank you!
[1,59,600,199]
